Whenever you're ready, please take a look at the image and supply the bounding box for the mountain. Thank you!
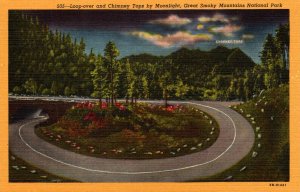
[123,46,256,76]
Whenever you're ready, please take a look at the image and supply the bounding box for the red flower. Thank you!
[114,102,126,110]
[101,102,108,109]
[165,105,179,112]
[84,112,97,121]
[74,102,95,109]
[119,105,126,111]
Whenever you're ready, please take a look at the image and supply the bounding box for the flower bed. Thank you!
[36,102,219,159]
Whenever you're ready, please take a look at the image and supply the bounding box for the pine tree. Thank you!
[91,54,108,106]
[103,41,120,105]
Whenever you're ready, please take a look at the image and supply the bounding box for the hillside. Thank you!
[203,85,289,181]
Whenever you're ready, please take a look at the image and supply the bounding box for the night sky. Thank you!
[24,10,289,63]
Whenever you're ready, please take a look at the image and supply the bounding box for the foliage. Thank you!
[37,102,220,159]
[9,12,289,102]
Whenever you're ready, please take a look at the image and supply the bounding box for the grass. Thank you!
[195,84,289,181]
[9,152,77,182]
[35,103,219,159]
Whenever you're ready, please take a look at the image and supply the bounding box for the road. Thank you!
[9,97,255,182]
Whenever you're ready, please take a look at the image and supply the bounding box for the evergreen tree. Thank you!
[103,41,120,105]
[91,54,108,105]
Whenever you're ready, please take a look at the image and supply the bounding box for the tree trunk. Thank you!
[99,97,102,108]
[164,90,168,107]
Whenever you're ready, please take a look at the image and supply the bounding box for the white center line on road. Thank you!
[18,101,237,175]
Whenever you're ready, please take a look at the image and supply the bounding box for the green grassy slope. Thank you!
[200,85,289,181]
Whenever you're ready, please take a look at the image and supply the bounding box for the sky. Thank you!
[25,10,289,63]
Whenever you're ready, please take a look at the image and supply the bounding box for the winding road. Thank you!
[9,98,255,182]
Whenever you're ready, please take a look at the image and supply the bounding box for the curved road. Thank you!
[9,99,255,182]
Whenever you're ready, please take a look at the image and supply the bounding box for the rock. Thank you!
[224,176,233,181]
[190,147,197,151]
[51,179,62,182]
[240,166,247,172]
[257,133,261,139]
[30,170,37,174]
[252,151,258,158]
[12,166,19,170]
[71,143,76,147]
[116,149,123,153]
[257,143,261,148]
[197,143,202,147]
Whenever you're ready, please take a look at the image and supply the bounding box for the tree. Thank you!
[243,70,255,100]
[275,24,289,70]
[50,81,59,95]
[158,59,174,106]
[91,54,108,106]
[103,41,120,105]
[123,59,135,103]
[260,34,281,89]
[23,78,38,95]
[174,77,189,99]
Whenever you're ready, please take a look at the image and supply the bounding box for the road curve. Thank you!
[9,100,255,182]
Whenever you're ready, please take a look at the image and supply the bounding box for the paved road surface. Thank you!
[9,98,254,182]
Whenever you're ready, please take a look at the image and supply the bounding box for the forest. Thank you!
[9,12,289,102]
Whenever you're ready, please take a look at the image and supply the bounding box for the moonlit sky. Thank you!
[24,10,289,63]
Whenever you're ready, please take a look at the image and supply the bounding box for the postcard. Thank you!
[1,0,300,191]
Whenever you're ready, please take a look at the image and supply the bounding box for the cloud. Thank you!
[242,34,255,40]
[149,15,192,26]
[208,24,242,37]
[198,13,231,23]
[130,31,213,48]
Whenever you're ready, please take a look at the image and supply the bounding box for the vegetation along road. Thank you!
[9,97,254,182]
